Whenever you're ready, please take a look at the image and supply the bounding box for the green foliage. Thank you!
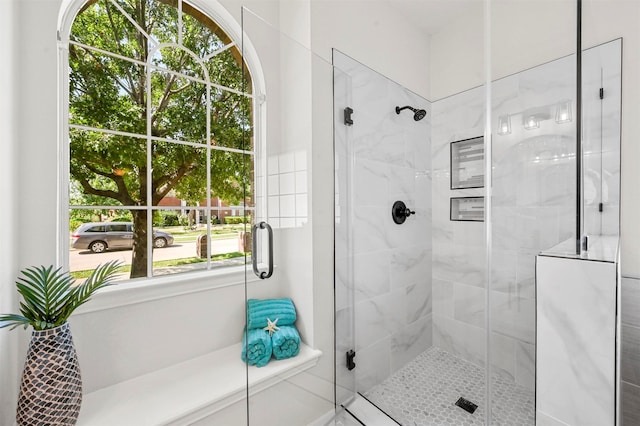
[0,262,122,331]
[224,216,251,224]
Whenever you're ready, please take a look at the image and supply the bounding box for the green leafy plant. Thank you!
[0,261,122,330]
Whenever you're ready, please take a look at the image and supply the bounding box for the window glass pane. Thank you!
[151,141,207,205]
[149,68,207,144]
[69,208,131,283]
[109,224,128,232]
[71,0,146,61]
[211,151,253,209]
[210,91,252,150]
[69,129,145,207]
[69,46,146,135]
[149,208,249,277]
[181,7,227,58]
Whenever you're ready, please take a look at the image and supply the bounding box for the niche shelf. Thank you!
[451,136,484,189]
[77,343,322,425]
[450,197,484,222]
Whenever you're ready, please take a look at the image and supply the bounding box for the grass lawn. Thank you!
[70,252,247,279]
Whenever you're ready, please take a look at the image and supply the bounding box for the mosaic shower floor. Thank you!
[364,347,535,426]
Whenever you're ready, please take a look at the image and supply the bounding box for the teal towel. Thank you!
[272,325,300,360]
[246,298,297,330]
[241,328,272,367]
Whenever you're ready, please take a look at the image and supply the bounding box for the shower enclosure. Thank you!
[333,1,622,425]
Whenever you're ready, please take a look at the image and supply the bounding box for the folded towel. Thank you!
[246,298,297,330]
[241,328,272,367]
[271,325,301,360]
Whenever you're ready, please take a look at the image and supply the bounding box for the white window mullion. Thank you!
[146,49,153,278]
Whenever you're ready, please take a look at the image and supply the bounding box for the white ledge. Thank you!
[77,343,322,426]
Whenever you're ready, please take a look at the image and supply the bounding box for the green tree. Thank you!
[69,0,252,278]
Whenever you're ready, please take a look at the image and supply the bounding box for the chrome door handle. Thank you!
[252,221,273,279]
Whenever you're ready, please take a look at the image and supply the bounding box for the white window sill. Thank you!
[76,343,322,425]
[73,265,274,315]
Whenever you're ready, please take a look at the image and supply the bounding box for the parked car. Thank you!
[71,222,174,253]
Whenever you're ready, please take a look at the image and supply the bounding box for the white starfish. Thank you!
[263,318,280,336]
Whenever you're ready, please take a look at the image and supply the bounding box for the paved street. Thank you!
[69,237,240,271]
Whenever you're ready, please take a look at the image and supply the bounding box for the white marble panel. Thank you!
[432,278,454,319]
[491,291,535,344]
[353,206,388,254]
[536,255,617,426]
[390,245,431,289]
[406,279,432,324]
[355,295,398,350]
[490,332,515,382]
[355,337,391,393]
[515,341,535,392]
[388,164,415,201]
[491,249,517,293]
[353,158,389,208]
[515,250,537,300]
[390,315,432,373]
[353,250,390,302]
[454,283,485,326]
[433,314,485,368]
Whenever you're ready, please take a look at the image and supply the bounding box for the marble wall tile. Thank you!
[490,249,517,294]
[406,280,432,323]
[622,277,640,328]
[355,290,404,350]
[490,332,515,382]
[491,291,535,344]
[390,315,432,373]
[622,381,640,426]
[454,283,485,326]
[353,158,389,208]
[390,245,431,289]
[433,314,486,368]
[515,341,535,392]
[353,250,390,302]
[622,324,640,387]
[355,337,391,393]
[432,278,454,319]
[353,206,388,254]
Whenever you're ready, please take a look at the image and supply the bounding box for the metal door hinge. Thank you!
[344,107,354,126]
[346,349,356,371]
[599,88,604,99]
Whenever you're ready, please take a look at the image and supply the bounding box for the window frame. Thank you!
[57,0,267,303]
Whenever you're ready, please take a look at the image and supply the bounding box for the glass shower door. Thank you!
[240,8,336,425]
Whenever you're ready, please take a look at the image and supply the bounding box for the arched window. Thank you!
[65,0,256,282]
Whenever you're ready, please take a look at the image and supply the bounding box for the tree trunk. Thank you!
[130,210,148,278]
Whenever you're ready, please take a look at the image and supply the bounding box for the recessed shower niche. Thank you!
[450,136,484,190]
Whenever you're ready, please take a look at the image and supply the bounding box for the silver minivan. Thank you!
[71,222,174,253]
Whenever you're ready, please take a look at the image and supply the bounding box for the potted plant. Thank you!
[0,261,121,425]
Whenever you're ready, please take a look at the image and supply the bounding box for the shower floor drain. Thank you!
[455,397,478,414]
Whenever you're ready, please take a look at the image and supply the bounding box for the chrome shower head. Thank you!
[395,105,427,121]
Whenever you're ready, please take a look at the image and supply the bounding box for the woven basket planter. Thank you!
[16,322,82,425]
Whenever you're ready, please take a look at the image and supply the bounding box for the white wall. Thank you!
[0,1,19,424]
[310,0,431,100]
[431,0,640,277]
